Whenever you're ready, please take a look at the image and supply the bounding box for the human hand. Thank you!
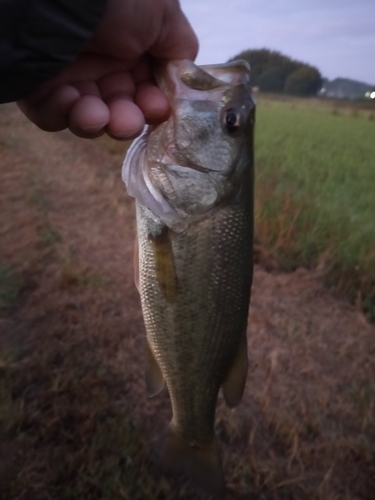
[17,0,198,140]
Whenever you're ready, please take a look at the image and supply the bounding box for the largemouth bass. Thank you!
[122,59,255,498]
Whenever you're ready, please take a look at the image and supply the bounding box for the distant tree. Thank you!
[233,48,270,86]
[284,67,323,96]
[230,48,322,97]
[258,68,288,92]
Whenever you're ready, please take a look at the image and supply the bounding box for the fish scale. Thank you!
[137,193,252,439]
[123,59,255,498]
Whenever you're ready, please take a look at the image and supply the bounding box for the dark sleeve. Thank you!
[0,0,107,103]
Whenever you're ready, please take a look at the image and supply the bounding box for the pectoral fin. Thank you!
[145,340,165,397]
[222,334,248,409]
[149,226,178,303]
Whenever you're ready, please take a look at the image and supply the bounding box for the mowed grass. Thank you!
[254,96,375,317]
[1,102,375,500]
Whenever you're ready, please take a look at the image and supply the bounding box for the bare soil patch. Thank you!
[1,104,374,499]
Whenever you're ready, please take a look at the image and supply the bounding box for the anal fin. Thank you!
[145,340,165,397]
[222,334,248,408]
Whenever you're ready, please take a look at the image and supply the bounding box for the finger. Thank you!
[52,54,138,91]
[106,95,145,140]
[132,58,153,84]
[68,94,109,138]
[19,54,136,109]
[17,85,80,131]
[150,7,199,61]
[98,71,136,100]
[72,80,101,97]
[135,82,170,123]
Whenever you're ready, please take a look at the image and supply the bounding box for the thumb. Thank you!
[149,5,198,61]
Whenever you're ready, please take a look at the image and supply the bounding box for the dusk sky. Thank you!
[180,0,375,85]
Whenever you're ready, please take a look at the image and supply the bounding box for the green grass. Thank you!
[254,97,375,317]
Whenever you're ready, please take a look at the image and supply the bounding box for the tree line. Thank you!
[231,49,322,97]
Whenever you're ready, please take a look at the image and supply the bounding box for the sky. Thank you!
[180,0,375,85]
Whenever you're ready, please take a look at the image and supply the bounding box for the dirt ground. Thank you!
[0,103,374,500]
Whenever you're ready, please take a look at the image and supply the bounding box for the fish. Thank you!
[122,59,255,498]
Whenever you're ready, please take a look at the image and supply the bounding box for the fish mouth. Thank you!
[157,136,225,175]
[155,59,250,102]
[145,123,223,175]
[170,160,223,175]
[151,60,251,176]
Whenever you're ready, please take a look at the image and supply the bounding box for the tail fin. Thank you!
[159,424,224,499]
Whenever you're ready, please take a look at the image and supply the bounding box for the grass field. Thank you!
[254,96,375,318]
[1,102,375,500]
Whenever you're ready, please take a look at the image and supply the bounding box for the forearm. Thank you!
[0,0,107,103]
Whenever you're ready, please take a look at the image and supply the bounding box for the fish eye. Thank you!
[224,108,241,134]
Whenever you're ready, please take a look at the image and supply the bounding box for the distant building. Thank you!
[319,78,374,100]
